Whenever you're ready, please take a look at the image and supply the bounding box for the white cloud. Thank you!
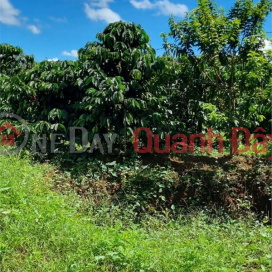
[49,16,67,23]
[48,58,59,62]
[264,39,272,51]
[130,0,188,17]
[27,24,41,34]
[0,0,42,34]
[89,0,114,8]
[156,0,188,16]
[62,50,78,58]
[130,0,154,9]
[84,4,121,23]
[0,0,21,25]
[84,0,121,24]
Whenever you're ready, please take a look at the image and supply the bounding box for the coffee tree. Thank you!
[77,21,169,147]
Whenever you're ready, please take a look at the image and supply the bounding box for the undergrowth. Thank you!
[0,154,272,271]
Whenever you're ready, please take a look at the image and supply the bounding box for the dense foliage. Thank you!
[0,0,271,155]
[0,2,272,270]
[163,0,272,133]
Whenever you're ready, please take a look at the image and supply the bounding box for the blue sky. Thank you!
[0,0,271,61]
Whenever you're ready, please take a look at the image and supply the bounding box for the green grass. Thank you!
[0,154,272,271]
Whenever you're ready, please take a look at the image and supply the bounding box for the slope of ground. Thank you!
[0,154,272,271]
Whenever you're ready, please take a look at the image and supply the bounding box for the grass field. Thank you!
[0,154,272,271]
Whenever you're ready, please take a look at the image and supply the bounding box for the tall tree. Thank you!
[164,0,272,152]
[77,21,168,149]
